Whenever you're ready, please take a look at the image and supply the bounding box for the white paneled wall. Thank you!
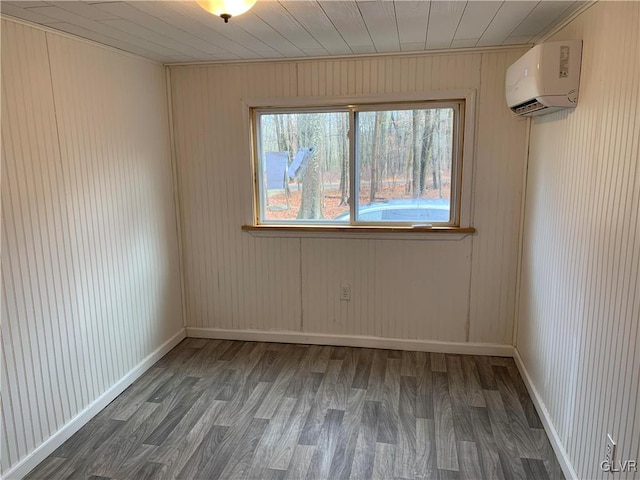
[517,3,640,479]
[170,48,528,345]
[1,19,183,476]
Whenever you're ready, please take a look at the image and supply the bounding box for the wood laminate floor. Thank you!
[27,339,564,480]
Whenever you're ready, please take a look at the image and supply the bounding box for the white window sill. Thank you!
[242,225,476,240]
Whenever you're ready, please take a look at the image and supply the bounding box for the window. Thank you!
[252,100,465,228]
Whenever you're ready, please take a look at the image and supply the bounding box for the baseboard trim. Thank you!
[3,328,186,480]
[186,327,514,357]
[513,348,578,480]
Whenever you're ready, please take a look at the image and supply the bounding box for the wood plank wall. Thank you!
[1,19,183,475]
[169,48,529,345]
[517,3,640,479]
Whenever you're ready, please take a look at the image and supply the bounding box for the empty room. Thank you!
[1,0,638,479]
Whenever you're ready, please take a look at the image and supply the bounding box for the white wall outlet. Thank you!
[340,284,351,301]
[605,434,616,468]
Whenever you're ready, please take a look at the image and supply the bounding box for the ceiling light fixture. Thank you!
[197,0,257,23]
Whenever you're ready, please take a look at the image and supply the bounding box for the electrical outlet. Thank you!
[605,434,616,468]
[340,284,351,301]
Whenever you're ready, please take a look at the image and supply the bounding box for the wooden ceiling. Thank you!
[1,1,589,63]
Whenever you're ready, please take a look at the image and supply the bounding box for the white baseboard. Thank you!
[3,329,186,480]
[186,327,514,357]
[513,348,578,480]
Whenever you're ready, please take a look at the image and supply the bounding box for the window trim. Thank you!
[243,90,477,237]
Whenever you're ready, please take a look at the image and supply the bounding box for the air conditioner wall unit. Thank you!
[506,40,582,117]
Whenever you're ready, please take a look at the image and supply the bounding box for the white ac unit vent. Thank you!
[506,40,582,117]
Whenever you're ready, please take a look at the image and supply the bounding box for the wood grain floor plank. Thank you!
[102,367,167,421]
[541,437,565,480]
[457,440,482,480]
[154,346,198,373]
[151,342,193,370]
[213,369,240,402]
[433,372,459,471]
[461,356,486,408]
[216,417,270,479]
[365,349,388,402]
[505,363,543,429]
[213,380,272,427]
[182,339,224,377]
[217,339,247,361]
[121,376,204,461]
[264,468,287,480]
[27,341,563,480]
[283,445,315,480]
[331,346,348,360]
[269,372,323,470]
[352,348,374,389]
[148,400,227,477]
[146,374,186,404]
[349,400,380,480]
[52,416,124,459]
[298,359,343,445]
[431,353,447,372]
[521,458,551,480]
[438,468,461,479]
[111,443,157,479]
[489,357,510,366]
[327,388,366,480]
[416,353,434,420]
[298,345,324,373]
[447,356,475,442]
[255,345,308,419]
[376,357,400,445]
[331,348,357,410]
[394,376,417,479]
[258,349,286,382]
[469,406,505,480]
[309,345,332,373]
[131,461,165,480]
[43,422,125,479]
[305,408,345,480]
[475,356,498,391]
[85,403,159,478]
[143,379,205,446]
[493,366,547,460]
[401,351,419,377]
[484,390,527,480]
[175,424,229,479]
[372,442,396,479]
[248,397,298,479]
[415,418,437,480]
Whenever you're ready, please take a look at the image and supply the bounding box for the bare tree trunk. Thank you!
[298,153,323,218]
[338,115,349,206]
[274,115,291,209]
[405,120,413,194]
[297,114,323,219]
[420,110,434,196]
[369,112,382,203]
[412,111,422,198]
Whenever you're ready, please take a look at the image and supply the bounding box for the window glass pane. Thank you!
[258,112,350,222]
[356,108,454,223]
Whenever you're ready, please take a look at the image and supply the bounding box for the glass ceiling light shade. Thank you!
[197,0,257,23]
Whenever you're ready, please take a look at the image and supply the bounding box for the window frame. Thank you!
[244,91,476,237]
[253,106,351,225]
[350,101,463,228]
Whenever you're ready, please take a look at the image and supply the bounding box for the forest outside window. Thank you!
[252,101,464,228]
